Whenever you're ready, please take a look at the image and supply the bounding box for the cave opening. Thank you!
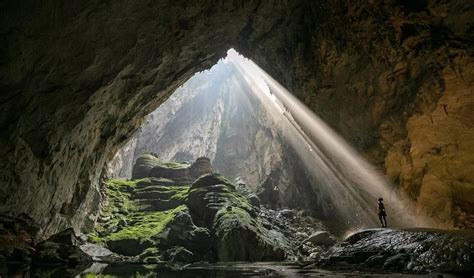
[95,48,429,262]
[2,1,473,275]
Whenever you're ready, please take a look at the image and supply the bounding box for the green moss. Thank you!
[215,207,253,228]
[158,161,188,170]
[137,154,188,170]
[192,173,234,187]
[151,177,175,183]
[106,178,140,187]
[105,205,187,242]
[87,233,101,243]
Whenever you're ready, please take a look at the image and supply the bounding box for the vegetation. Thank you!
[88,178,190,245]
[138,154,188,170]
[87,168,288,262]
[106,205,187,242]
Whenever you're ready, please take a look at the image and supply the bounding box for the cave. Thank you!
[1,1,473,277]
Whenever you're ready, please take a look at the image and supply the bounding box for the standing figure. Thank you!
[378,197,387,228]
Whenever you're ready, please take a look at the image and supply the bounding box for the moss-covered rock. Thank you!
[186,173,291,261]
[104,206,187,256]
[214,206,288,261]
[158,208,213,261]
[91,171,295,262]
[132,154,213,183]
[89,176,194,258]
[131,154,164,179]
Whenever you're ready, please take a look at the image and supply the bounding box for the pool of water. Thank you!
[3,262,455,277]
[0,262,454,278]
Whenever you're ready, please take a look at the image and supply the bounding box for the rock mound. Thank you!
[317,228,474,275]
[132,154,213,182]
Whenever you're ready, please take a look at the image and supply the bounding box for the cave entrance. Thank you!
[105,49,422,232]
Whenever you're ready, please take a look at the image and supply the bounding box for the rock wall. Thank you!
[237,0,474,228]
[1,0,472,237]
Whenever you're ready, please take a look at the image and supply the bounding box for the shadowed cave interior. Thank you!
[1,1,473,277]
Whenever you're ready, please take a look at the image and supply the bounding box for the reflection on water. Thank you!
[4,262,452,277]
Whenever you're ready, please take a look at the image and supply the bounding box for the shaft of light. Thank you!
[227,49,434,230]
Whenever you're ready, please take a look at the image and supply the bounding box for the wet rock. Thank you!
[318,229,474,275]
[305,231,337,246]
[80,243,114,259]
[167,247,194,263]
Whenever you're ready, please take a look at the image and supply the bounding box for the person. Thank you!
[378,197,387,228]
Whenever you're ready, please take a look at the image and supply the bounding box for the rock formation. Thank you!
[89,156,327,262]
[0,0,472,240]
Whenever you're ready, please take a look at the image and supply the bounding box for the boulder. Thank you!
[158,208,212,259]
[33,229,92,264]
[305,231,337,246]
[190,173,235,190]
[214,207,287,261]
[189,157,213,178]
[185,173,292,261]
[106,238,152,257]
[47,228,82,245]
[132,154,162,179]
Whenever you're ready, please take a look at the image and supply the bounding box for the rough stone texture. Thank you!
[131,154,212,182]
[186,174,291,261]
[93,159,322,262]
[317,228,474,275]
[0,0,473,238]
[33,228,92,265]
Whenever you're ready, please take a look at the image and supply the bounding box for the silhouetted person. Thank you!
[378,197,387,228]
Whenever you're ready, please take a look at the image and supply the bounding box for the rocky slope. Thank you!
[0,1,472,238]
[89,155,328,263]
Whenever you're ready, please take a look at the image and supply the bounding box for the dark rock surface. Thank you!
[0,214,38,264]
[316,228,474,275]
[33,228,92,265]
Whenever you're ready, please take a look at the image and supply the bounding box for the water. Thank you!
[5,262,451,277]
[226,49,432,230]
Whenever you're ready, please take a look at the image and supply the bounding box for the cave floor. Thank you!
[7,262,456,277]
